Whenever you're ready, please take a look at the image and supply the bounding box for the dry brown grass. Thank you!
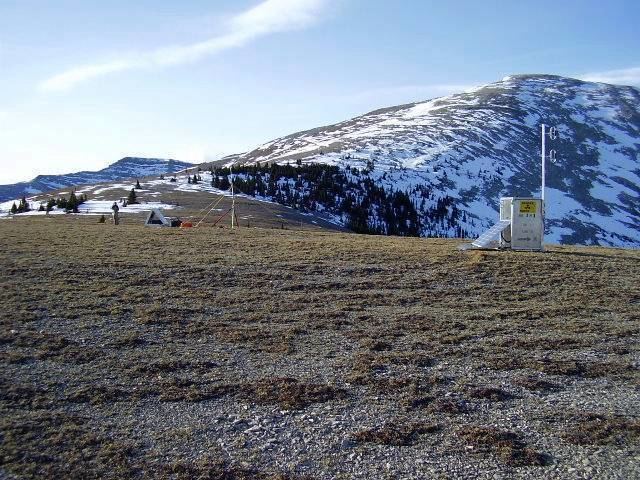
[468,386,514,401]
[512,375,560,392]
[0,410,142,479]
[457,426,550,466]
[247,377,347,410]
[562,413,640,446]
[1,217,639,477]
[161,459,309,480]
[427,398,470,415]
[352,421,441,446]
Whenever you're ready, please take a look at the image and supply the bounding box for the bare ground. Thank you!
[1,217,639,479]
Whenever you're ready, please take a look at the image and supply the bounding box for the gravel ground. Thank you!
[1,217,639,479]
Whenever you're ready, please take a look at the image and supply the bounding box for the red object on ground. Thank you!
[180,222,193,228]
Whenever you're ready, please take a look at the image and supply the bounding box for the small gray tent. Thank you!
[144,208,170,227]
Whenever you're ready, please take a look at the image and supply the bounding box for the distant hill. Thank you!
[0,157,193,202]
[225,74,640,247]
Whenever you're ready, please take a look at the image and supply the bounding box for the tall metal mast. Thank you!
[540,124,557,246]
[540,124,557,204]
[541,124,546,203]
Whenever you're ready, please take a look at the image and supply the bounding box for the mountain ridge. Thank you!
[2,74,638,247]
[224,74,640,246]
[0,157,194,202]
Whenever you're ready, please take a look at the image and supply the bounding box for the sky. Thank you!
[0,0,639,184]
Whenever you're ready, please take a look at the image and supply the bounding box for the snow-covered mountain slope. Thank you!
[228,74,640,246]
[0,157,193,202]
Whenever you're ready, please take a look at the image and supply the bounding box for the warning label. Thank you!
[519,201,538,214]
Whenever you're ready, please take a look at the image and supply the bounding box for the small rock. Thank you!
[340,439,356,449]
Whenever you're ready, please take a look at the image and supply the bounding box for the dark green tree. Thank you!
[127,188,138,205]
[67,192,79,212]
[10,202,17,214]
[56,197,68,209]
[136,179,141,189]
[218,176,230,190]
[17,196,30,213]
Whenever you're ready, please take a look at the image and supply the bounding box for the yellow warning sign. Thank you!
[519,201,537,214]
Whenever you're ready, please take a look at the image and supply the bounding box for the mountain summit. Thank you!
[227,74,639,246]
[0,157,193,202]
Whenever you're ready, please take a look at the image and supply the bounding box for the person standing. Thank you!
[111,201,120,225]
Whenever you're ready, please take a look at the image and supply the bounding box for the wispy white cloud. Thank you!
[41,61,135,92]
[40,0,329,92]
[578,66,640,86]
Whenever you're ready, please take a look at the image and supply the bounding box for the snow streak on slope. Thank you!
[229,75,640,246]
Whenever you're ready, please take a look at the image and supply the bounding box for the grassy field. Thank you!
[26,171,345,232]
[1,217,639,479]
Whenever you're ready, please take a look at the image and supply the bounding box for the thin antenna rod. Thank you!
[541,123,546,203]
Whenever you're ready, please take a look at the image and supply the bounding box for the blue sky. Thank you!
[0,0,638,184]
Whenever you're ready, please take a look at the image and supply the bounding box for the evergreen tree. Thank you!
[10,202,17,214]
[220,176,230,190]
[38,204,45,211]
[127,188,138,205]
[17,196,30,213]
[188,176,192,184]
[56,197,68,210]
[136,179,141,189]
[67,192,79,212]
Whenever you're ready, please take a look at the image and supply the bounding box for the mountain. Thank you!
[0,157,193,202]
[225,74,640,247]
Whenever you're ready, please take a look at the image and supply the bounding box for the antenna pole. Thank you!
[541,123,546,203]
[230,165,236,229]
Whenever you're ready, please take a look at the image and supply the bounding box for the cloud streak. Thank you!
[578,66,640,86]
[40,0,328,92]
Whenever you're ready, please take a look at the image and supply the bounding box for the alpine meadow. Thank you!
[1,1,639,479]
